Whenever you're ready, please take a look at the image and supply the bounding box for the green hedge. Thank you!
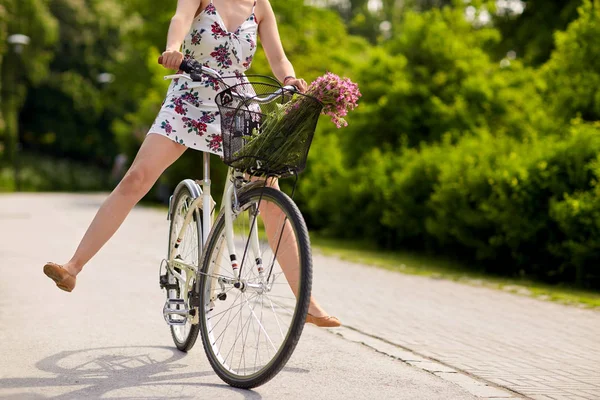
[0,152,110,192]
[299,121,600,288]
[426,122,600,285]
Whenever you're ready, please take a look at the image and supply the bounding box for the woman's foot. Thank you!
[306,313,342,328]
[306,299,341,327]
[43,262,77,292]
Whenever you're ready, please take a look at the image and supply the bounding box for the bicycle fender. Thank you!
[237,180,274,196]
[167,179,203,220]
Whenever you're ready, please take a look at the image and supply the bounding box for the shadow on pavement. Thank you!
[0,345,273,399]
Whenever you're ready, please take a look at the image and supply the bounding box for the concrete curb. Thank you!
[331,326,529,399]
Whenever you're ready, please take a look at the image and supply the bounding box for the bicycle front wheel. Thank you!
[198,186,312,388]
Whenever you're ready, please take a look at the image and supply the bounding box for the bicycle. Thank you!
[156,58,322,388]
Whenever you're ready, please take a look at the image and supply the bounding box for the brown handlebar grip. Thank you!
[158,56,164,65]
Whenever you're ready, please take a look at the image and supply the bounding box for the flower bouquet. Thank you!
[229,72,361,175]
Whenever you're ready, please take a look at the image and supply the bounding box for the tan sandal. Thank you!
[43,262,76,292]
[305,313,342,328]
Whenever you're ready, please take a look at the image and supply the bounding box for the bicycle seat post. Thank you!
[203,152,210,184]
[202,152,211,244]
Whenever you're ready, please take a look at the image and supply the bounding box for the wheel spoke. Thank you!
[208,290,244,334]
[222,294,255,369]
[266,294,285,340]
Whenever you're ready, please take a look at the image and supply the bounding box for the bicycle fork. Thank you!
[223,176,264,285]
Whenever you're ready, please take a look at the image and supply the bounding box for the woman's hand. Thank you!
[160,50,184,70]
[285,77,308,93]
[161,0,201,69]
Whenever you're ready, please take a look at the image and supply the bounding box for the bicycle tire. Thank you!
[198,186,312,388]
[167,185,202,352]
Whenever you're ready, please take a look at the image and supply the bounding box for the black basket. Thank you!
[215,82,322,177]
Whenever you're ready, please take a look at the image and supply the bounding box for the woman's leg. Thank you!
[258,178,330,318]
[60,134,187,277]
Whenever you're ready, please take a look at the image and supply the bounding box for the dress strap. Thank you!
[252,0,257,13]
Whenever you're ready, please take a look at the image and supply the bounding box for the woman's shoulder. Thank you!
[194,0,211,18]
[254,0,273,25]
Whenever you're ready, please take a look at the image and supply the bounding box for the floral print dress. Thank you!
[148,0,258,155]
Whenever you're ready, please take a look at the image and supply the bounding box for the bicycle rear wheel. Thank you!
[167,185,201,351]
[198,186,312,388]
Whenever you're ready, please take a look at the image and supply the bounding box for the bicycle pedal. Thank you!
[163,299,189,326]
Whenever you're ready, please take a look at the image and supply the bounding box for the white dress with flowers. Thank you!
[148,0,258,155]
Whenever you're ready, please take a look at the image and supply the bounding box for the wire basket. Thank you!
[215,82,322,177]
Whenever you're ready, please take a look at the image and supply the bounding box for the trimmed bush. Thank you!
[301,122,600,287]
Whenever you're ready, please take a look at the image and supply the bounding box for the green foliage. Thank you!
[549,140,600,287]
[0,3,8,135]
[250,0,369,81]
[295,127,350,231]
[18,0,126,165]
[542,0,600,122]
[303,121,600,287]
[0,151,109,191]
[4,0,600,288]
[293,2,600,288]
[0,0,58,164]
[1,0,59,80]
[112,48,170,159]
[427,124,600,279]
[494,0,582,65]
[337,6,550,165]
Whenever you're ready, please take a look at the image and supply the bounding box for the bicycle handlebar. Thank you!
[158,56,299,103]
[159,56,208,79]
[158,56,197,72]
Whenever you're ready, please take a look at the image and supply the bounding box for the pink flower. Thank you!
[305,72,361,128]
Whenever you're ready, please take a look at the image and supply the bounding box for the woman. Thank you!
[43,0,341,328]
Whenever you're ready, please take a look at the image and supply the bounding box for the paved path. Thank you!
[0,193,480,400]
[0,194,598,400]
[311,245,600,399]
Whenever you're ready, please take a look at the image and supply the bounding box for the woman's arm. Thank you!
[161,0,203,69]
[257,0,307,92]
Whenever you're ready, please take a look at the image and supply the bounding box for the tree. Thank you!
[542,0,600,123]
[0,0,58,165]
[494,0,582,65]
[337,5,552,158]
[20,0,127,165]
[0,3,8,136]
[315,0,399,43]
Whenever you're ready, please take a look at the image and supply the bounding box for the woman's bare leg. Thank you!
[258,178,329,318]
[61,134,187,277]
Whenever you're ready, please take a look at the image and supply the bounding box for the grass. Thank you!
[310,234,600,309]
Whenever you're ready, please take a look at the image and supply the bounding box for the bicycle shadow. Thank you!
[0,345,294,399]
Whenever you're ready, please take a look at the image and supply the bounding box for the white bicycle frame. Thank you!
[164,155,269,327]
[167,154,263,287]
